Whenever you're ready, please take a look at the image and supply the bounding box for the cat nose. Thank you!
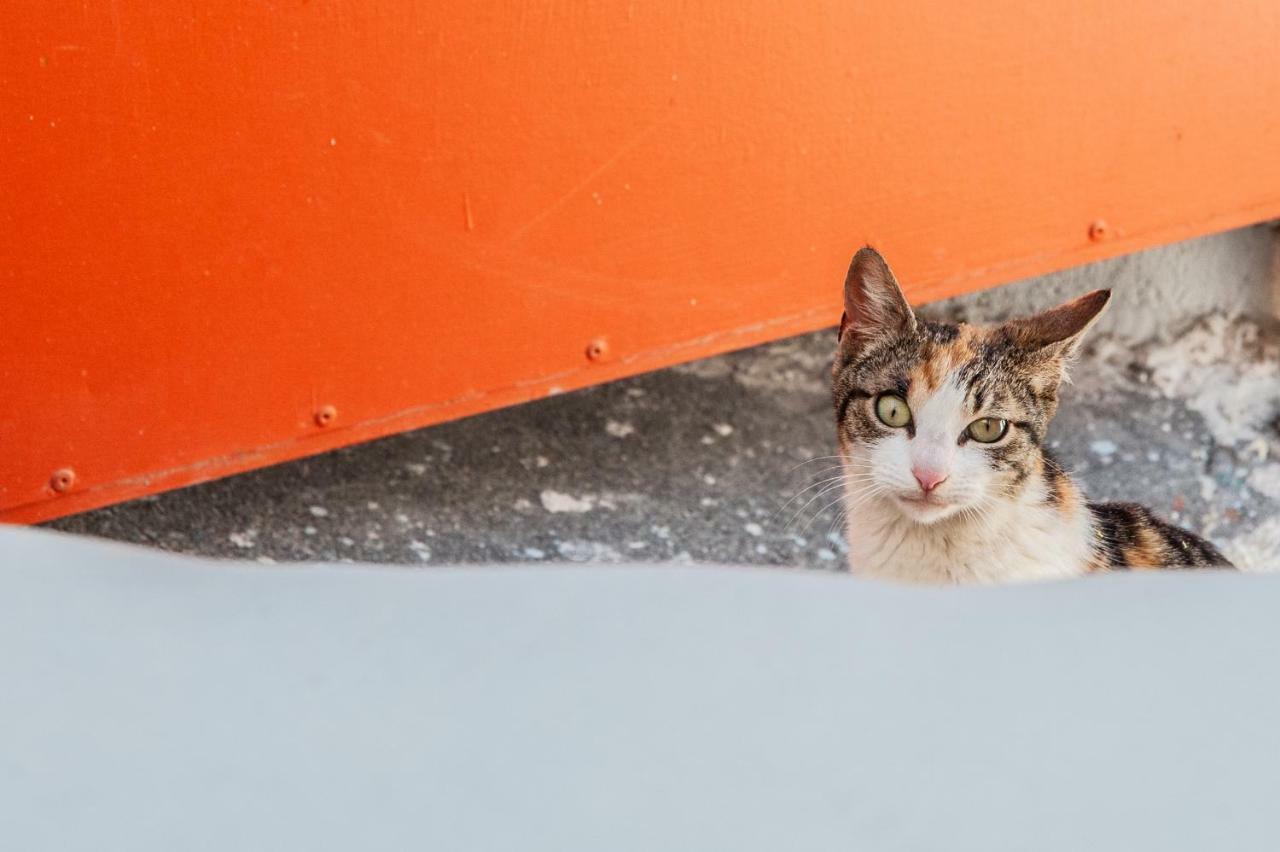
[912,467,948,494]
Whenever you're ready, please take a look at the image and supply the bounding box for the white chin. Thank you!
[894,497,962,525]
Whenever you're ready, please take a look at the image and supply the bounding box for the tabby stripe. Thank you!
[836,388,873,426]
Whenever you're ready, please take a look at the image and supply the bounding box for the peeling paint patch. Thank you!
[555,540,622,562]
[1228,517,1280,571]
[1248,464,1280,501]
[540,490,595,513]
[228,530,257,549]
[605,420,635,438]
[1146,315,1280,446]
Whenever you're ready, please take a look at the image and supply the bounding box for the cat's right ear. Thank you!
[840,246,916,351]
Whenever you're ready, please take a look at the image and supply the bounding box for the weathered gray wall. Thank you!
[924,222,1279,340]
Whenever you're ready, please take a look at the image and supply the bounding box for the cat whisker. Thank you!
[785,455,847,473]
[806,482,884,536]
[788,473,884,533]
[827,502,852,540]
[782,464,873,492]
[785,480,856,531]
[801,493,855,536]
[774,474,853,521]
[960,501,1003,544]
[782,465,857,489]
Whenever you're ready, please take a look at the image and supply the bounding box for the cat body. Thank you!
[833,247,1230,584]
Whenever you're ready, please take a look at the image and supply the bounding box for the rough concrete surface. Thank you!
[50,267,1280,571]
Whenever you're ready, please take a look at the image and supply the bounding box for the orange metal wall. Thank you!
[4,2,1280,524]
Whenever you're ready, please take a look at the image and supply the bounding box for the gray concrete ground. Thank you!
[50,292,1280,571]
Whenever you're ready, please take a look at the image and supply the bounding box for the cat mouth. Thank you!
[894,494,956,518]
[897,494,948,508]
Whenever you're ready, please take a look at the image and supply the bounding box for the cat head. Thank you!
[832,247,1109,525]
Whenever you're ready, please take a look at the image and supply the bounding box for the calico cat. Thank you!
[833,246,1232,584]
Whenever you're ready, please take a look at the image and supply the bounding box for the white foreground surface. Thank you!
[2,526,1278,851]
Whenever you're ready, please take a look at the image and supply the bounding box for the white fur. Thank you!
[842,470,1093,584]
[841,375,1093,584]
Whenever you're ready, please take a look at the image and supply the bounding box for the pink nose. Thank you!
[912,467,948,494]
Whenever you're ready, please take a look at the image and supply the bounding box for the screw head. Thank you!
[315,405,338,427]
[585,338,609,361]
[1088,220,1109,242]
[50,468,76,493]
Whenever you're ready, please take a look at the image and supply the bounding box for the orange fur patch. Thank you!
[1055,476,1077,517]
[911,351,943,394]
[1123,526,1166,569]
[910,325,981,395]
[950,324,980,364]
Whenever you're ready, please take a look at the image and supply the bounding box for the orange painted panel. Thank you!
[4,3,1280,523]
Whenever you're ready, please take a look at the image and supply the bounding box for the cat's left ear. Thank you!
[840,246,916,350]
[1006,289,1111,359]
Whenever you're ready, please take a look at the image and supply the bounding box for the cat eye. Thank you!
[874,394,912,428]
[966,417,1009,443]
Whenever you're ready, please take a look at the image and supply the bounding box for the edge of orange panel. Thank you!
[9,203,1280,526]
